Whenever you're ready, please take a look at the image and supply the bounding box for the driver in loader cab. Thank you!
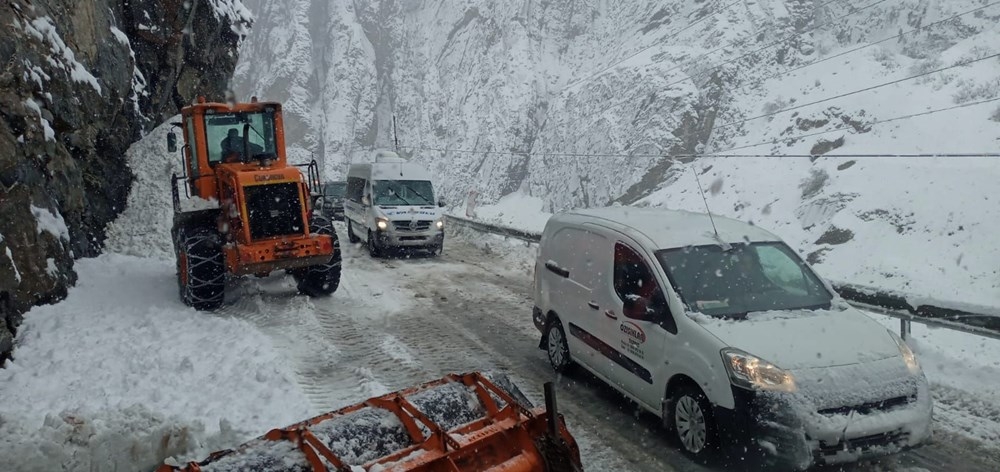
[220,128,263,163]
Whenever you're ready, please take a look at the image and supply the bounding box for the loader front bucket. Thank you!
[156,372,582,472]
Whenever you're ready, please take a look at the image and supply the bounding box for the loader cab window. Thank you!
[204,110,278,165]
[185,116,200,176]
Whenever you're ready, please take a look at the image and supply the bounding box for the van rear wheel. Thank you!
[546,319,572,373]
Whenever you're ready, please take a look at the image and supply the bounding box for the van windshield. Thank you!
[656,242,832,318]
[373,180,434,206]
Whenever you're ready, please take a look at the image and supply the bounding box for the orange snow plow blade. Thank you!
[156,372,582,472]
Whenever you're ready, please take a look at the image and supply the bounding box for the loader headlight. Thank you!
[722,348,796,392]
[376,218,389,231]
[436,219,444,229]
[889,330,920,375]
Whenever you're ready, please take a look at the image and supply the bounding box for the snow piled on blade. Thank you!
[0,254,313,471]
[310,407,413,466]
[406,382,486,432]
[199,439,310,472]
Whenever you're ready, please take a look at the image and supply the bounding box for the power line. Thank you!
[399,96,1000,159]
[715,50,1000,130]
[558,0,745,93]
[718,95,1000,153]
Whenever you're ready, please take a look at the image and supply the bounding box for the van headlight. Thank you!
[376,218,389,231]
[722,348,797,392]
[435,219,444,229]
[888,330,920,375]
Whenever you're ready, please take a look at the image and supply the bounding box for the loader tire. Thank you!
[294,215,341,297]
[176,228,225,311]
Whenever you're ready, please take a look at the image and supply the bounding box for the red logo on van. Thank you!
[620,321,646,344]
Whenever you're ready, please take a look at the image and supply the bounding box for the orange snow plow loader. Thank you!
[157,372,582,472]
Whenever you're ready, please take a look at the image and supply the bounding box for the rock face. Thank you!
[0,0,251,362]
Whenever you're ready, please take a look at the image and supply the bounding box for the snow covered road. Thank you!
[2,225,1000,471]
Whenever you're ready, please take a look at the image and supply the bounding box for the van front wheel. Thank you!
[546,320,572,373]
[368,230,382,258]
[666,384,718,462]
[347,220,360,243]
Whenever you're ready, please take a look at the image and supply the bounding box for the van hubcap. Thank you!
[547,326,566,367]
[675,396,707,453]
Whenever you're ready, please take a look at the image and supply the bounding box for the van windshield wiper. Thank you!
[398,182,432,205]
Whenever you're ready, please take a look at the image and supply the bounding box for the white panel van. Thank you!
[343,150,445,257]
[532,207,931,469]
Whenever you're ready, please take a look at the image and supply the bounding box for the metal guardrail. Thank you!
[446,214,543,243]
[445,214,1000,341]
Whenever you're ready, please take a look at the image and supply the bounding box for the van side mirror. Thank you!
[166,130,177,153]
[623,292,677,333]
[622,296,654,321]
[362,195,371,206]
[437,198,445,208]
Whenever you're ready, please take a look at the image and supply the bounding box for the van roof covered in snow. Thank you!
[347,150,433,181]
[555,207,781,249]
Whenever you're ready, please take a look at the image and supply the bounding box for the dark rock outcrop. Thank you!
[0,0,250,362]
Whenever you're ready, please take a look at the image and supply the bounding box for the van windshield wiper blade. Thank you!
[398,182,432,205]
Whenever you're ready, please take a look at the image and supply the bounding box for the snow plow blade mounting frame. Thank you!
[156,372,582,472]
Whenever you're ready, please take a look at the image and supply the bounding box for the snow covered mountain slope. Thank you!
[231,0,999,305]
[232,0,999,206]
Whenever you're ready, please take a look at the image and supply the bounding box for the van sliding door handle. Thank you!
[544,261,569,278]
[587,301,599,310]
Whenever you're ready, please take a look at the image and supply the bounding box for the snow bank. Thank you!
[105,119,186,260]
[0,254,312,471]
[470,191,550,233]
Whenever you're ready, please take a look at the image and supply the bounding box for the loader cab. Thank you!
[172,97,287,200]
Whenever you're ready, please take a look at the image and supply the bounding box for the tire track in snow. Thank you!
[218,276,391,412]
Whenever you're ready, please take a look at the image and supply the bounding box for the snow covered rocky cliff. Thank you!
[0,0,251,361]
[232,0,999,305]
